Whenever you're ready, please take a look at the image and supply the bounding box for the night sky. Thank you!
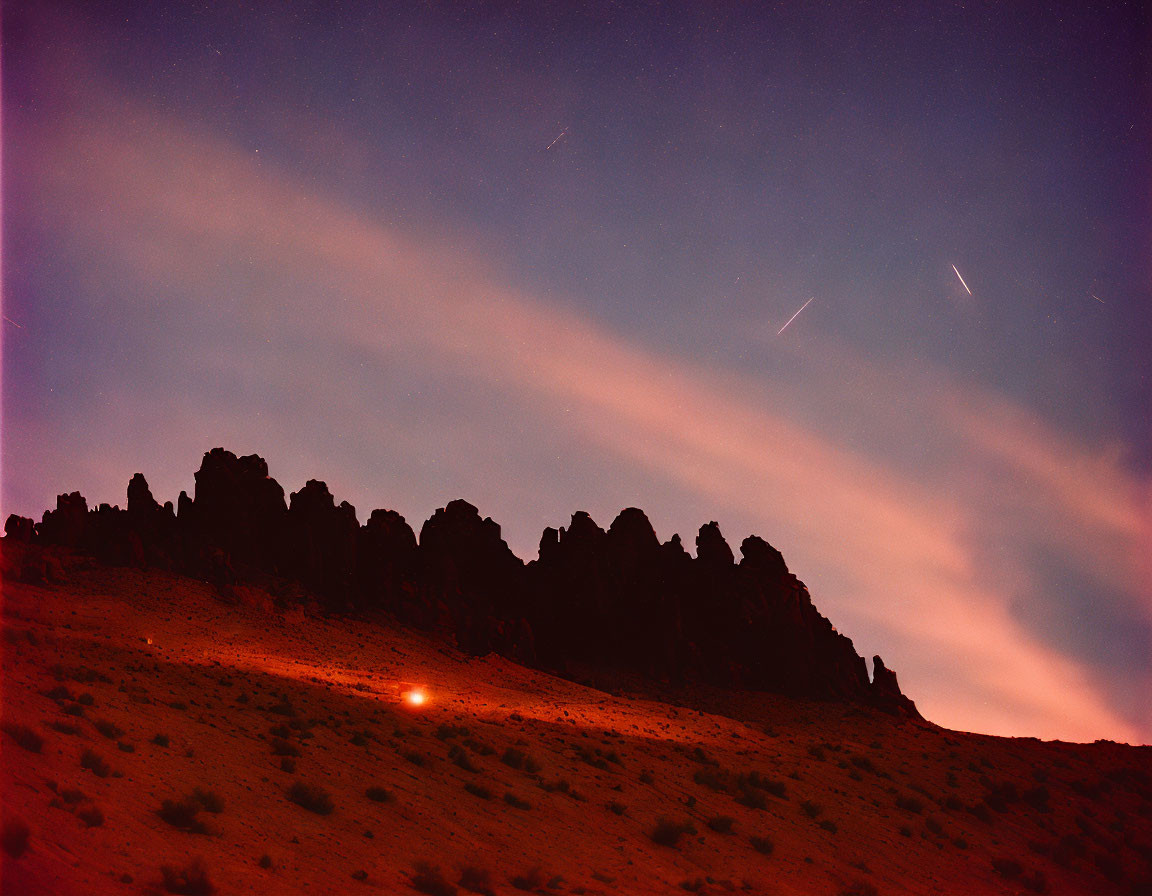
[4,1,1149,743]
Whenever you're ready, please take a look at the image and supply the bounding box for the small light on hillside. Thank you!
[406,689,427,707]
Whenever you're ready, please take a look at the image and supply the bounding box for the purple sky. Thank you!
[4,1,1150,743]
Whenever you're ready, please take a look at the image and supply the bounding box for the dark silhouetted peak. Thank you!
[538,526,561,564]
[872,655,921,717]
[365,508,417,550]
[5,514,34,542]
[739,535,788,578]
[662,533,689,560]
[127,473,159,519]
[290,479,337,515]
[696,521,734,568]
[606,507,660,556]
[38,492,89,547]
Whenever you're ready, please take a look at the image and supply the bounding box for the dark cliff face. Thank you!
[5,448,918,716]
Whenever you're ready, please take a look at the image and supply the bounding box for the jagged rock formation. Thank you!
[5,448,918,715]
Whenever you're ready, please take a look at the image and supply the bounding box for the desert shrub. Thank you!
[607,801,627,816]
[118,741,135,753]
[838,883,878,896]
[450,745,480,772]
[402,750,427,767]
[801,800,823,818]
[60,787,86,805]
[77,804,105,827]
[1,817,30,858]
[1022,870,1049,893]
[411,861,457,896]
[503,792,531,810]
[944,794,963,811]
[458,865,495,896]
[740,771,788,799]
[279,757,296,773]
[639,769,655,784]
[651,817,697,848]
[819,819,839,834]
[681,878,705,892]
[510,867,546,891]
[436,724,470,741]
[350,731,370,747]
[463,738,496,756]
[152,733,170,747]
[192,788,224,813]
[47,685,74,701]
[464,782,494,800]
[899,825,912,837]
[288,781,333,815]
[50,721,80,736]
[63,703,85,717]
[992,857,1023,880]
[501,747,540,773]
[808,744,827,761]
[693,767,728,791]
[691,746,718,766]
[895,795,924,814]
[77,693,95,706]
[750,835,774,855]
[160,858,215,895]
[1,721,44,753]
[925,816,943,835]
[258,854,273,869]
[270,737,300,757]
[352,869,368,881]
[80,749,111,778]
[268,699,296,717]
[366,786,394,803]
[706,815,734,834]
[1022,786,1051,812]
[953,836,968,849]
[93,719,124,740]
[159,797,208,833]
[850,754,876,773]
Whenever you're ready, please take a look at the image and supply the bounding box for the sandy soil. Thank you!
[1,543,1149,895]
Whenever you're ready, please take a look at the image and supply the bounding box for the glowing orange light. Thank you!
[406,690,427,707]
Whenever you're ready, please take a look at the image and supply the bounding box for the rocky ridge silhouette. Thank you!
[6,448,918,716]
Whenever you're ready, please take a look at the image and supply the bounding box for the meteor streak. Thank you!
[951,264,972,296]
[777,297,814,335]
[1091,294,1105,304]
[3,315,24,328]
[545,127,568,150]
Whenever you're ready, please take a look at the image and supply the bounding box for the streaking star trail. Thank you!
[545,127,568,150]
[951,264,972,296]
[777,297,815,336]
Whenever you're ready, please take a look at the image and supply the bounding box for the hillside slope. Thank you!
[2,544,1150,895]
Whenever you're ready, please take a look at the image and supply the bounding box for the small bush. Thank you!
[838,883,878,896]
[953,836,968,849]
[736,787,768,810]
[80,749,111,778]
[896,795,924,814]
[992,857,1023,880]
[288,781,333,815]
[160,858,215,895]
[159,798,208,833]
[639,769,655,785]
[693,768,728,792]
[1,817,30,858]
[510,867,545,891]
[50,721,80,736]
[93,719,124,740]
[77,804,105,827]
[1,722,44,753]
[411,861,457,896]
[925,816,943,835]
[465,782,494,800]
[707,815,734,834]
[607,801,627,816]
[192,788,224,814]
[651,817,697,848]
[270,737,300,757]
[819,819,838,834]
[459,865,495,896]
[750,835,774,855]
[152,733,171,747]
[801,800,823,818]
[118,741,135,753]
[501,748,540,773]
[450,746,480,773]
[402,750,427,767]
[503,792,531,810]
[366,786,394,803]
[77,693,96,706]
[258,854,273,869]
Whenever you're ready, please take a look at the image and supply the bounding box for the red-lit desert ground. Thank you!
[2,543,1150,895]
